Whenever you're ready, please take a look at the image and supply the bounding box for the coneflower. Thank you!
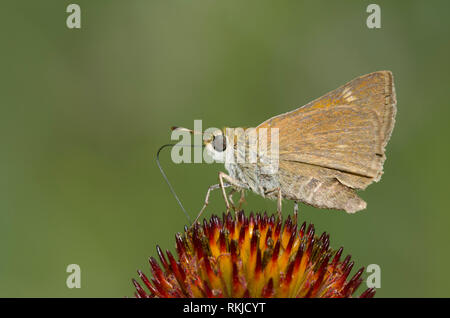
[132,211,375,298]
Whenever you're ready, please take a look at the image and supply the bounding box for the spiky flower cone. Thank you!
[132,211,375,298]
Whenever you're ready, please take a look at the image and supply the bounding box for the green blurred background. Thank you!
[1,0,449,297]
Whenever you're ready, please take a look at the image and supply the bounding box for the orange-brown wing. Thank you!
[257,71,396,188]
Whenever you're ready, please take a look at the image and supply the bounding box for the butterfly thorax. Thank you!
[224,137,281,199]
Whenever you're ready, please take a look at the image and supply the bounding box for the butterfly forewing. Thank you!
[255,71,397,212]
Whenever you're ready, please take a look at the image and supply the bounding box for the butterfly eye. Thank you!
[212,134,226,152]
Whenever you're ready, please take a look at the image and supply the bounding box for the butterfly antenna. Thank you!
[156,143,204,223]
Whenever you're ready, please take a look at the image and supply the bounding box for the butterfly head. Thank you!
[171,126,229,162]
[203,128,228,162]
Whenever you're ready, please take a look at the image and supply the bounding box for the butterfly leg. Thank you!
[237,189,246,211]
[264,187,282,220]
[227,188,237,211]
[293,201,298,226]
[219,171,245,216]
[193,182,231,225]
